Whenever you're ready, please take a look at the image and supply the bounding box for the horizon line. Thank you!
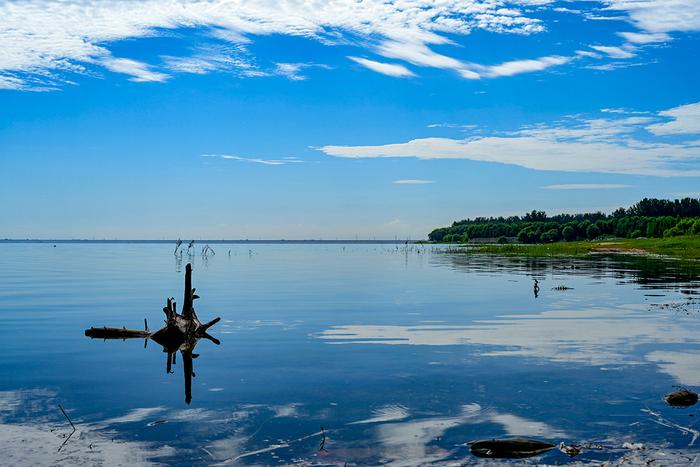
[0,239,423,244]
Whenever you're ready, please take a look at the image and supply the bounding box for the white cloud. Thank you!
[605,0,700,34]
[393,179,434,185]
[376,39,465,70]
[481,55,571,77]
[319,103,700,177]
[274,63,307,81]
[647,102,700,136]
[102,57,169,82]
[541,184,631,190]
[0,1,696,90]
[601,107,649,114]
[0,75,28,90]
[373,39,572,79]
[201,154,303,165]
[163,44,261,77]
[618,31,671,44]
[0,0,548,89]
[348,57,415,78]
[590,45,635,59]
[575,50,603,59]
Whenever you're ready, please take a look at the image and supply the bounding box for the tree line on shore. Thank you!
[428,198,700,243]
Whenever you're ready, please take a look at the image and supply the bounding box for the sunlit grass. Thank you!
[460,236,700,260]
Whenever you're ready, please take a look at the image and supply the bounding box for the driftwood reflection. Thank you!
[84,263,220,404]
[150,328,219,404]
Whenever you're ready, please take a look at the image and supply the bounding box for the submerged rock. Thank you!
[665,388,699,407]
[469,438,555,459]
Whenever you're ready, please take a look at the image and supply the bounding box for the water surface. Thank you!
[1,243,699,465]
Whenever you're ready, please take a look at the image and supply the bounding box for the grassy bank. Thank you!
[460,236,700,260]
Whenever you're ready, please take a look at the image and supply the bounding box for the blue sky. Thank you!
[1,0,699,239]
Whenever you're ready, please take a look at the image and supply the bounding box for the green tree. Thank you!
[540,228,560,243]
[586,224,600,240]
[561,225,576,241]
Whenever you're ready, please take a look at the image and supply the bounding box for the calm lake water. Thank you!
[1,243,700,466]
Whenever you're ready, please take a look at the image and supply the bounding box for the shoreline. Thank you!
[446,236,700,260]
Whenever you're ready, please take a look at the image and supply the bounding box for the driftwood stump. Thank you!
[84,263,220,404]
[151,263,220,345]
[150,263,220,403]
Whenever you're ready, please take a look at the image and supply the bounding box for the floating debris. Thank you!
[469,437,555,459]
[665,388,699,408]
[650,298,699,315]
[146,419,168,427]
[552,285,574,291]
[642,408,699,445]
[558,442,582,457]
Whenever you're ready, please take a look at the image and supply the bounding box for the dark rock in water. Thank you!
[665,389,699,407]
[469,438,556,459]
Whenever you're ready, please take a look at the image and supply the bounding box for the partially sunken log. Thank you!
[469,438,556,459]
[85,327,150,339]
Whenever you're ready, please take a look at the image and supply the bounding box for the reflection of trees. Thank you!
[438,253,700,289]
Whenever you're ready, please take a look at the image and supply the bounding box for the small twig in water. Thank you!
[57,404,77,452]
[319,426,327,452]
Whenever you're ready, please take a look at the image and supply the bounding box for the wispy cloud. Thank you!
[102,57,169,82]
[274,63,307,81]
[373,37,573,80]
[163,44,263,77]
[541,184,632,190]
[618,31,671,44]
[348,57,415,78]
[393,179,434,185]
[319,102,700,177]
[590,45,635,59]
[480,55,572,78]
[201,154,303,166]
